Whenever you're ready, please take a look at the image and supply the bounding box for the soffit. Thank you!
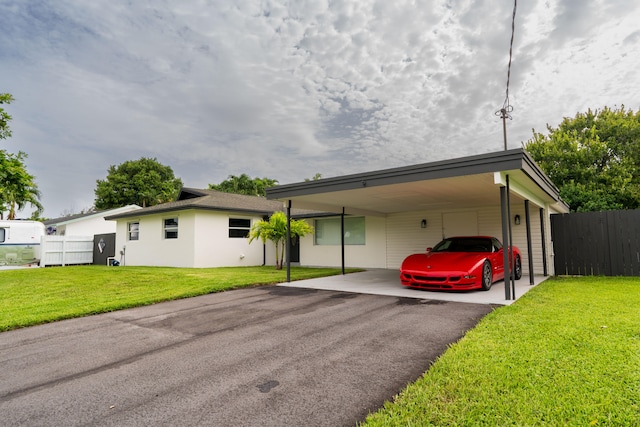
[276,172,539,215]
[267,149,567,215]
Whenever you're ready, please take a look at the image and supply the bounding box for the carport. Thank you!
[267,148,569,301]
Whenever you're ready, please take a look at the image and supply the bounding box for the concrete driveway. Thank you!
[0,284,496,427]
[281,269,546,305]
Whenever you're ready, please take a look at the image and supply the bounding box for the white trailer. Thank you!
[0,220,45,268]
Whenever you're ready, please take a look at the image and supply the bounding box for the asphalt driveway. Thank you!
[0,285,496,426]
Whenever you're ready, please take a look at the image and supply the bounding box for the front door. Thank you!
[289,236,300,263]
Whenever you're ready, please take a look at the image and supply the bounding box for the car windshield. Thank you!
[431,238,493,253]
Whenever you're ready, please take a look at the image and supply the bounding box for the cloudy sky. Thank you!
[1,0,639,218]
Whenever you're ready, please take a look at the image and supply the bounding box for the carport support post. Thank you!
[341,207,345,275]
[500,185,511,300]
[506,176,516,300]
[286,200,291,283]
[525,200,534,285]
[539,207,548,276]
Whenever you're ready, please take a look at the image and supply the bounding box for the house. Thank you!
[104,188,317,268]
[105,149,569,290]
[43,205,142,236]
[267,148,570,284]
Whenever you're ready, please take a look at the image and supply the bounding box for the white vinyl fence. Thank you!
[40,236,93,267]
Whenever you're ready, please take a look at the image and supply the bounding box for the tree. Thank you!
[209,174,278,196]
[304,173,322,182]
[524,106,640,212]
[0,93,14,141]
[248,211,313,270]
[0,150,43,219]
[0,93,43,219]
[94,157,183,209]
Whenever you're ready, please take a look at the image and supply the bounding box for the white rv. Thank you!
[0,220,45,267]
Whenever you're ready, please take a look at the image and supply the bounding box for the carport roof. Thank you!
[267,148,569,215]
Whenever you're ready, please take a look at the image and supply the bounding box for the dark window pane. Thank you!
[229,229,249,238]
[229,218,251,228]
[164,218,178,227]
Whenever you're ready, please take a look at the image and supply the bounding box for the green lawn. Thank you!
[361,276,640,426]
[0,265,357,331]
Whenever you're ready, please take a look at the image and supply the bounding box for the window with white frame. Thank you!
[314,217,365,245]
[127,221,139,241]
[229,218,251,238]
[163,218,178,239]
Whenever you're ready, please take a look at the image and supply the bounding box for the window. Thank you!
[0,228,5,243]
[229,218,251,238]
[314,217,365,245]
[164,218,178,239]
[127,222,139,241]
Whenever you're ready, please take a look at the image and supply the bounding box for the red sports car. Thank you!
[400,236,522,291]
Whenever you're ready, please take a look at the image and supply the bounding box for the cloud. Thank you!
[1,0,639,217]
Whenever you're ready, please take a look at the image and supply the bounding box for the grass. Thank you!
[361,276,640,426]
[0,265,358,331]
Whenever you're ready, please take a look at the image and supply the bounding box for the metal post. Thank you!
[506,176,515,299]
[539,207,548,276]
[525,200,534,285]
[341,207,345,275]
[500,186,511,300]
[286,200,291,283]
[501,109,508,151]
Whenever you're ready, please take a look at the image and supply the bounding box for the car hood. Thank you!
[403,252,486,271]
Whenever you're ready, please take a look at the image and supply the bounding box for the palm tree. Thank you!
[0,150,43,219]
[248,211,313,269]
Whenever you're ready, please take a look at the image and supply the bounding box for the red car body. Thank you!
[400,236,521,291]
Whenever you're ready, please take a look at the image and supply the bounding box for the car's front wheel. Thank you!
[481,260,493,291]
[513,255,522,280]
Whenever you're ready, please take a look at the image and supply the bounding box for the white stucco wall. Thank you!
[192,212,268,268]
[114,210,272,268]
[115,211,196,267]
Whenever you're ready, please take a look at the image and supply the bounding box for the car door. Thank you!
[490,238,505,280]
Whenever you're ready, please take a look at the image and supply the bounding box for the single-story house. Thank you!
[104,188,317,268]
[105,149,568,290]
[43,205,141,236]
[267,148,570,282]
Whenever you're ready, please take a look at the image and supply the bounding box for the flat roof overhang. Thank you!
[267,148,569,215]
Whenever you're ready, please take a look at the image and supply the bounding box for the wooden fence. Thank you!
[551,209,640,276]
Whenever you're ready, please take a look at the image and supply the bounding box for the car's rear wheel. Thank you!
[481,260,492,291]
[514,255,522,280]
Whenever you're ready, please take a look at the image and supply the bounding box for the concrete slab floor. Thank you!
[279,269,549,305]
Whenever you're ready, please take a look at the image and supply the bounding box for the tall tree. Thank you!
[0,150,43,219]
[0,93,14,141]
[248,211,313,270]
[94,157,183,209]
[0,93,43,219]
[209,174,278,196]
[525,106,640,212]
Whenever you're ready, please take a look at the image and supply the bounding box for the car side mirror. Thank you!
[426,247,432,252]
